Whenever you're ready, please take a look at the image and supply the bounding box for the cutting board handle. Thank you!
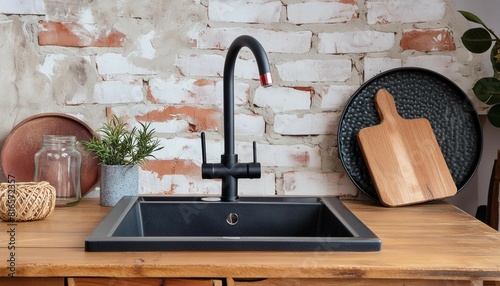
[375,89,401,124]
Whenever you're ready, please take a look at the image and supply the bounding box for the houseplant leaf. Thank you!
[492,41,500,75]
[461,28,494,53]
[488,104,500,127]
[473,77,500,104]
[80,115,163,166]
[458,10,485,25]
[460,10,500,127]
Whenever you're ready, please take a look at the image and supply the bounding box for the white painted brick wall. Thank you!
[0,0,45,15]
[129,31,156,60]
[320,85,359,110]
[149,76,248,106]
[176,54,259,79]
[240,142,322,168]
[403,55,470,89]
[6,0,475,200]
[110,105,221,134]
[66,80,144,105]
[274,113,340,135]
[176,54,224,77]
[139,171,214,195]
[403,55,459,74]
[239,173,276,196]
[37,54,67,79]
[112,103,224,134]
[276,59,351,82]
[139,170,276,196]
[366,0,446,24]
[193,27,312,53]
[283,172,357,196]
[96,53,156,75]
[364,57,402,81]
[155,137,209,163]
[147,119,191,134]
[235,113,265,136]
[287,1,358,24]
[318,31,395,54]
[208,0,281,23]
[154,137,321,169]
[216,140,322,169]
[253,86,311,112]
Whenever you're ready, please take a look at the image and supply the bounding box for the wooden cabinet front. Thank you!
[68,278,222,286]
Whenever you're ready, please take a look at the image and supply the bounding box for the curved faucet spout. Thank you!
[201,35,273,202]
[223,35,273,155]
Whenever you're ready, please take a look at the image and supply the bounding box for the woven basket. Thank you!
[0,181,56,222]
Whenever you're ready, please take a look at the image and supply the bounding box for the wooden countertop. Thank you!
[1,198,500,281]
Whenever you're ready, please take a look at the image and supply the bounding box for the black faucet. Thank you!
[200,35,273,202]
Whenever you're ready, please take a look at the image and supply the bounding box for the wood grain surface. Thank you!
[1,198,500,282]
[357,89,457,206]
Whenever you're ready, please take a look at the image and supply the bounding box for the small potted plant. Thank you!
[459,10,500,126]
[80,115,163,206]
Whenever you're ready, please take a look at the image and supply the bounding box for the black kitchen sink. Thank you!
[85,196,381,252]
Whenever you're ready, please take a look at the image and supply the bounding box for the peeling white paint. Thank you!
[139,170,220,195]
[67,80,143,105]
[97,53,155,75]
[0,0,489,202]
[37,54,66,79]
[130,31,156,60]
[78,7,94,24]
[0,0,45,15]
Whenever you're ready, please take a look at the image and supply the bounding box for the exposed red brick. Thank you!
[401,29,456,52]
[145,82,158,103]
[290,151,310,166]
[290,86,313,92]
[38,21,125,47]
[290,86,314,98]
[142,159,200,177]
[135,106,221,132]
[193,79,212,86]
[105,107,112,119]
[189,38,197,48]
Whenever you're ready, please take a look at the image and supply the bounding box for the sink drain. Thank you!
[226,213,239,225]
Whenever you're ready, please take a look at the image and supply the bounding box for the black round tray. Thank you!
[337,67,482,201]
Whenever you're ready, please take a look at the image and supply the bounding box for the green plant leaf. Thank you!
[79,115,163,165]
[473,77,500,104]
[458,10,485,25]
[488,104,500,127]
[461,28,494,53]
[492,41,500,75]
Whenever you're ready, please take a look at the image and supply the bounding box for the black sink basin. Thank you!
[85,196,381,252]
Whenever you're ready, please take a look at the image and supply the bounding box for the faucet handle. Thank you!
[253,141,257,163]
[200,132,217,179]
[201,132,207,164]
[247,141,261,179]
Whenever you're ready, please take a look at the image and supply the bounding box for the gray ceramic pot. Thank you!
[100,165,138,206]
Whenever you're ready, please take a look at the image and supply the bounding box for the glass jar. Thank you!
[34,135,82,207]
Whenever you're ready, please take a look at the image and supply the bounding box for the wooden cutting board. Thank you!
[357,89,457,207]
